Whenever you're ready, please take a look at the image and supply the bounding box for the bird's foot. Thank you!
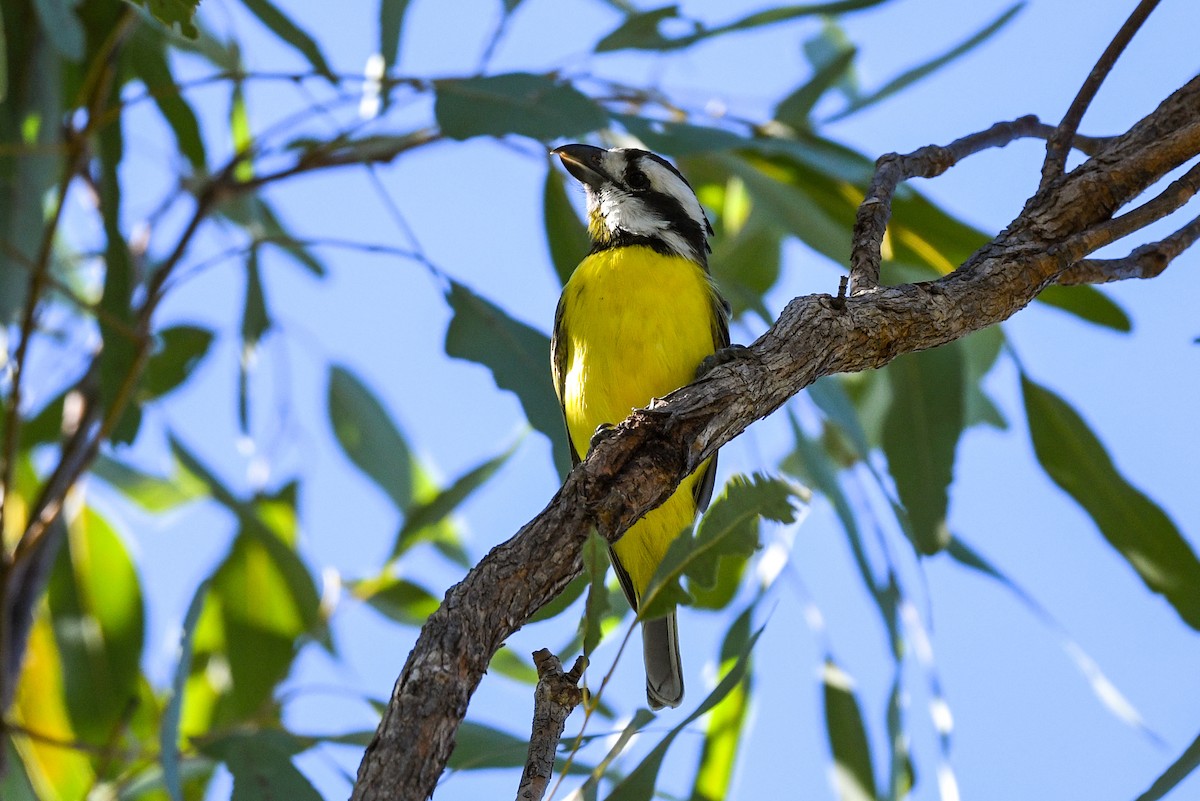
[589,422,618,452]
[695,344,750,379]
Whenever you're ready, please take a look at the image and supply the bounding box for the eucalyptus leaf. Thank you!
[328,364,416,511]
[823,659,878,801]
[200,731,322,801]
[238,0,335,80]
[435,73,606,141]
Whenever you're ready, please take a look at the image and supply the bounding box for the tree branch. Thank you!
[1040,0,1162,188]
[516,650,586,801]
[350,74,1200,801]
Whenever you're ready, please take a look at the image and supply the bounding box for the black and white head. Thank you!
[552,144,714,269]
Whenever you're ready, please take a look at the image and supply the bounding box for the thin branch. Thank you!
[516,651,586,801]
[849,115,1110,294]
[1060,212,1200,285]
[1039,0,1161,187]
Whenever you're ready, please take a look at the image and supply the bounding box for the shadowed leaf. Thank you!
[823,659,877,801]
[328,364,416,511]
[238,0,334,80]
[435,73,607,141]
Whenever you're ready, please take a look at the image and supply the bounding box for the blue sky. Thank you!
[93,0,1200,798]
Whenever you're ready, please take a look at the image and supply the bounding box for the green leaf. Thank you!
[126,0,200,38]
[238,0,334,81]
[48,506,146,742]
[1,740,38,801]
[828,3,1024,122]
[434,73,607,141]
[823,659,878,801]
[529,574,587,623]
[489,646,539,685]
[444,280,571,475]
[775,39,857,128]
[91,453,208,513]
[1133,727,1200,801]
[607,625,764,801]
[32,0,84,61]
[690,607,754,801]
[144,325,215,398]
[1021,375,1200,630]
[390,440,516,558]
[543,166,589,286]
[351,575,441,627]
[642,474,803,621]
[328,364,416,511]
[125,22,206,169]
[616,114,746,157]
[961,326,1007,430]
[447,722,532,771]
[580,531,611,659]
[570,710,656,798]
[161,579,210,801]
[1036,284,1131,331]
[379,0,411,71]
[596,0,888,53]
[881,344,965,555]
[200,731,321,801]
[221,195,327,277]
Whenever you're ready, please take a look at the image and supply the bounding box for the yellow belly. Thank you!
[557,246,719,600]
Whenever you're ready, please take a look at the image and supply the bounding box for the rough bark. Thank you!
[350,75,1200,800]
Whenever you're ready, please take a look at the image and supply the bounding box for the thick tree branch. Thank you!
[516,650,586,801]
[350,75,1200,801]
[1040,0,1161,188]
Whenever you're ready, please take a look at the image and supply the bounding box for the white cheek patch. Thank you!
[643,162,706,233]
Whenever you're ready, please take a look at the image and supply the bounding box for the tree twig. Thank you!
[1059,213,1200,285]
[1039,0,1161,188]
[516,650,587,801]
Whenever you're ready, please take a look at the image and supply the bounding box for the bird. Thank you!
[549,143,730,709]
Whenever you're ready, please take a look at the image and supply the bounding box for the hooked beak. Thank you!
[552,144,608,190]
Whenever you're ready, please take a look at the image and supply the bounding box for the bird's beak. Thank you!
[552,144,608,189]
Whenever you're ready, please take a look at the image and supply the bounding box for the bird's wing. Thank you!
[550,295,583,467]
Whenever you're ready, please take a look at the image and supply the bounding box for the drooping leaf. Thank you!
[379,0,411,71]
[823,659,877,801]
[596,0,888,53]
[642,474,803,624]
[444,280,571,474]
[1133,728,1200,801]
[1021,375,1200,630]
[447,722,535,771]
[351,574,441,627]
[489,646,539,685]
[947,536,1158,740]
[327,364,416,511]
[569,710,656,798]
[543,166,590,286]
[435,73,607,141]
[882,344,965,555]
[606,625,764,801]
[238,0,334,81]
[161,579,210,801]
[90,452,208,513]
[221,195,327,277]
[143,325,215,398]
[960,326,1007,429]
[47,506,145,742]
[125,22,206,169]
[1036,284,1131,332]
[828,3,1024,122]
[390,440,516,558]
[200,730,321,801]
[580,531,611,659]
[126,0,200,38]
[775,32,857,127]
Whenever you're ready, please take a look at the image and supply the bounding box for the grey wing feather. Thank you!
[550,295,582,467]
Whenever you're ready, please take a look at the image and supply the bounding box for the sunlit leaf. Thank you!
[47,506,145,742]
[200,730,321,801]
[444,280,571,474]
[489,646,539,685]
[435,73,607,141]
[691,606,754,801]
[882,344,965,555]
[328,364,416,511]
[544,166,589,286]
[1022,375,1200,630]
[351,574,441,626]
[238,0,334,80]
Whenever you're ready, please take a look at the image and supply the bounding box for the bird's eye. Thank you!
[626,170,651,191]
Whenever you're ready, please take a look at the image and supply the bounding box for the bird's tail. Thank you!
[642,611,684,709]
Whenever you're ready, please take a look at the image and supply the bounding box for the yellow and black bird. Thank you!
[550,143,730,709]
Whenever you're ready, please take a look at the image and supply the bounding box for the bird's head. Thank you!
[552,144,713,268]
